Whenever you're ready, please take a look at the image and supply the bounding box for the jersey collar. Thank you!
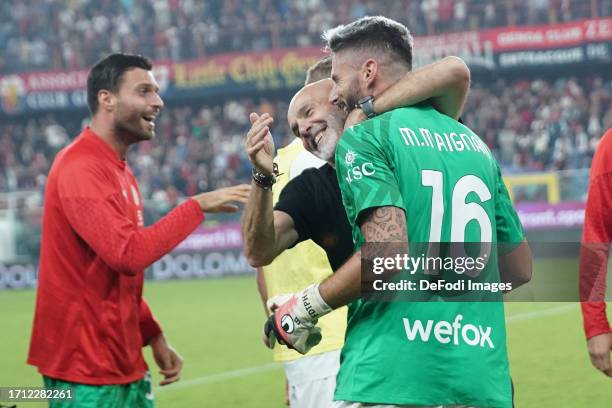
[82,127,127,170]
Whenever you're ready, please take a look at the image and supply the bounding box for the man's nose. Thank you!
[152,92,164,110]
[298,121,312,139]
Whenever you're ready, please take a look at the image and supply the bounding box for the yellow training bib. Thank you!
[264,138,347,362]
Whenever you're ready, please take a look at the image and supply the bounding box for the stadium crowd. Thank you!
[1,75,610,200]
[0,0,607,74]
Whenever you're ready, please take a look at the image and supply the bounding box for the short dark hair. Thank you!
[87,53,153,115]
[323,16,413,69]
[305,56,332,85]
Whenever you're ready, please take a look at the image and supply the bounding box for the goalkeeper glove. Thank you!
[264,283,332,354]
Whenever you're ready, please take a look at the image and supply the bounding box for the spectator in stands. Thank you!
[1,75,609,207]
[0,0,604,74]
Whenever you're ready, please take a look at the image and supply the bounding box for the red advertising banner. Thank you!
[413,30,495,69]
[0,49,322,114]
[0,61,174,114]
[2,61,175,93]
[483,17,612,51]
[0,18,609,115]
[172,47,323,90]
[413,17,611,68]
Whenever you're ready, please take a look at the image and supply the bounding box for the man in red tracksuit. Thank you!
[27,53,250,407]
[580,127,612,377]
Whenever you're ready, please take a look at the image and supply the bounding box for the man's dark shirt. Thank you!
[275,163,354,271]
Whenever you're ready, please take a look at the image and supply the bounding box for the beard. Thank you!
[344,77,365,110]
[313,130,338,163]
[312,109,347,164]
[113,102,155,145]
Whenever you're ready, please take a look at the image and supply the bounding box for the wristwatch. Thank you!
[356,95,376,119]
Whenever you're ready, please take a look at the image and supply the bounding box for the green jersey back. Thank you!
[334,104,524,407]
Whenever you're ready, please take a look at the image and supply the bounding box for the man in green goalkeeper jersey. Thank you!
[265,16,532,408]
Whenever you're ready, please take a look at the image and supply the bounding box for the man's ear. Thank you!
[98,90,115,112]
[362,59,377,92]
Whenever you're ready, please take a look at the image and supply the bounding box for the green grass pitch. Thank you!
[1,259,612,407]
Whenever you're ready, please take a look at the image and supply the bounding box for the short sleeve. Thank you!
[335,124,404,228]
[274,171,315,244]
[494,164,525,245]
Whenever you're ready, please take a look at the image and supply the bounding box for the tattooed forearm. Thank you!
[360,206,408,276]
[360,206,408,243]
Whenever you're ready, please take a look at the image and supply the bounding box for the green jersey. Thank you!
[334,104,524,407]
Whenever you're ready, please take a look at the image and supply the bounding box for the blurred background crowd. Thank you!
[0,0,608,74]
[2,75,609,196]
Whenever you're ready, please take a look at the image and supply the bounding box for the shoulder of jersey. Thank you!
[599,128,612,151]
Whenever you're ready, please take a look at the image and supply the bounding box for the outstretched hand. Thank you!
[192,184,251,213]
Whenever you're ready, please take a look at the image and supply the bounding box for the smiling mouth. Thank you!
[313,126,326,148]
[142,115,156,128]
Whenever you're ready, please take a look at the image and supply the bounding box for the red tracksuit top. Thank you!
[580,128,612,339]
[28,127,204,384]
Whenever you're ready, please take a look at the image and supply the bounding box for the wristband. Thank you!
[252,163,280,190]
[297,283,332,321]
